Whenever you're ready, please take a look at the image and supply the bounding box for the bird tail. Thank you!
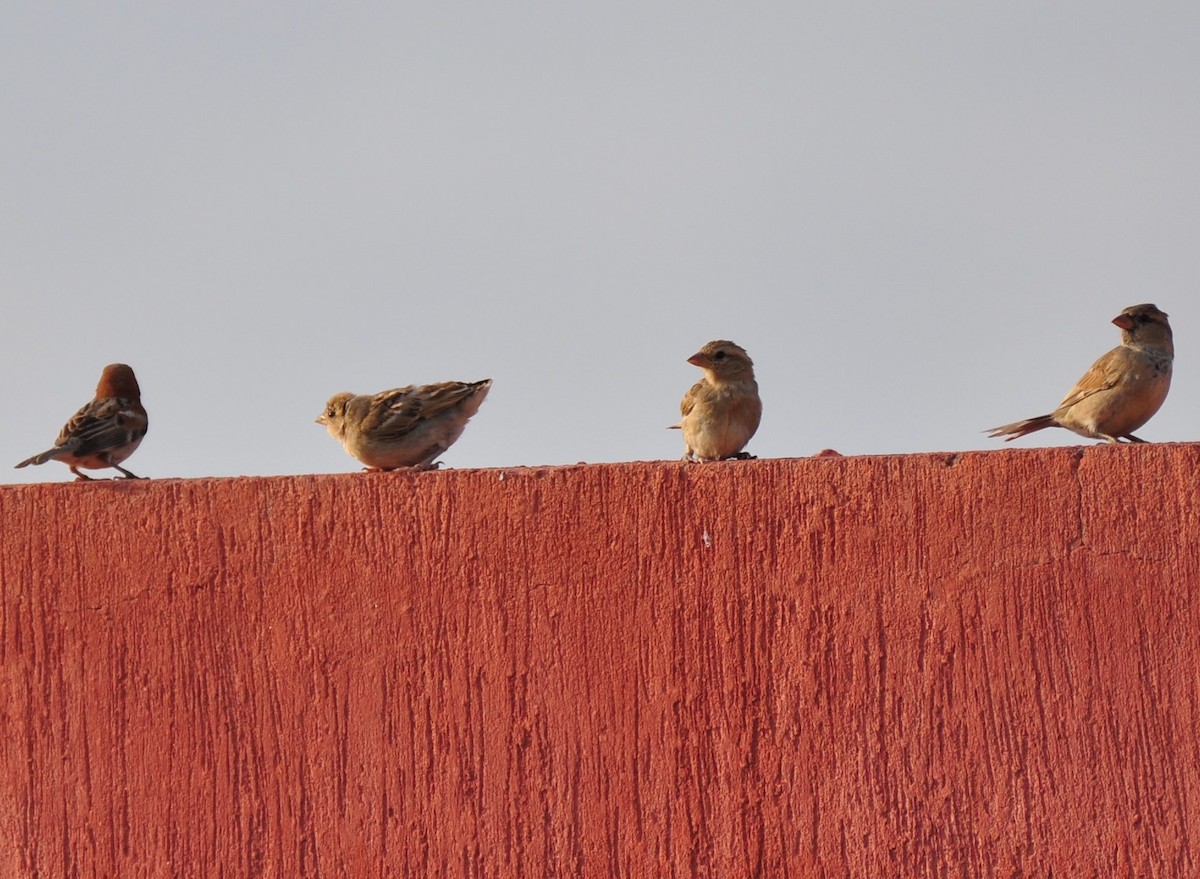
[14,448,60,469]
[984,414,1056,441]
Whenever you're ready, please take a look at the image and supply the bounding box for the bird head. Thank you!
[316,393,355,435]
[688,340,755,383]
[1113,304,1172,352]
[96,364,141,399]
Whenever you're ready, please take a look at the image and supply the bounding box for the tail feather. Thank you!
[985,414,1057,441]
[15,447,61,468]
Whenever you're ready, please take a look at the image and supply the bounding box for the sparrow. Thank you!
[15,363,149,480]
[986,303,1173,444]
[669,340,762,462]
[317,379,492,470]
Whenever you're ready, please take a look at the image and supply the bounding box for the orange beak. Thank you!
[687,352,710,367]
[1112,314,1134,330]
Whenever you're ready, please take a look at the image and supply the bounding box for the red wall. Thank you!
[3,446,1200,876]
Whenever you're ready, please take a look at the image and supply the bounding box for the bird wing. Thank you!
[1055,346,1131,412]
[55,398,146,456]
[679,380,706,419]
[355,386,415,436]
[367,382,482,442]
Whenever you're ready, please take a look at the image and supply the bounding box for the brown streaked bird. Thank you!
[317,379,492,471]
[669,340,762,462]
[16,363,149,480]
[987,303,1173,444]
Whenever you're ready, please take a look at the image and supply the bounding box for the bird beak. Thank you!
[315,415,326,425]
[687,352,710,367]
[1112,314,1135,330]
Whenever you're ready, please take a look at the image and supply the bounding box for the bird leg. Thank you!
[1122,433,1148,443]
[70,467,94,481]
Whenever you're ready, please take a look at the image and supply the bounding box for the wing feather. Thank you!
[365,382,488,443]
[1055,347,1129,412]
[679,380,705,419]
[55,398,147,456]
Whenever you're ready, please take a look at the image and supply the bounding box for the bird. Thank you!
[317,379,493,470]
[669,340,762,462]
[15,363,149,480]
[986,303,1173,444]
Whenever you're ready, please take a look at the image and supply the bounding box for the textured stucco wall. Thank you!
[3,446,1200,876]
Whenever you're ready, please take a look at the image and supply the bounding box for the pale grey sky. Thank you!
[4,3,1199,481]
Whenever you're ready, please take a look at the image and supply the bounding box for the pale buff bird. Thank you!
[987,303,1172,444]
[670,340,762,462]
[317,379,492,470]
[16,363,149,480]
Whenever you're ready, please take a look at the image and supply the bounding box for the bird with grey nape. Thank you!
[986,303,1172,444]
[317,379,492,470]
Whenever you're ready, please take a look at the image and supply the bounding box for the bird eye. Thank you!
[714,350,727,360]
